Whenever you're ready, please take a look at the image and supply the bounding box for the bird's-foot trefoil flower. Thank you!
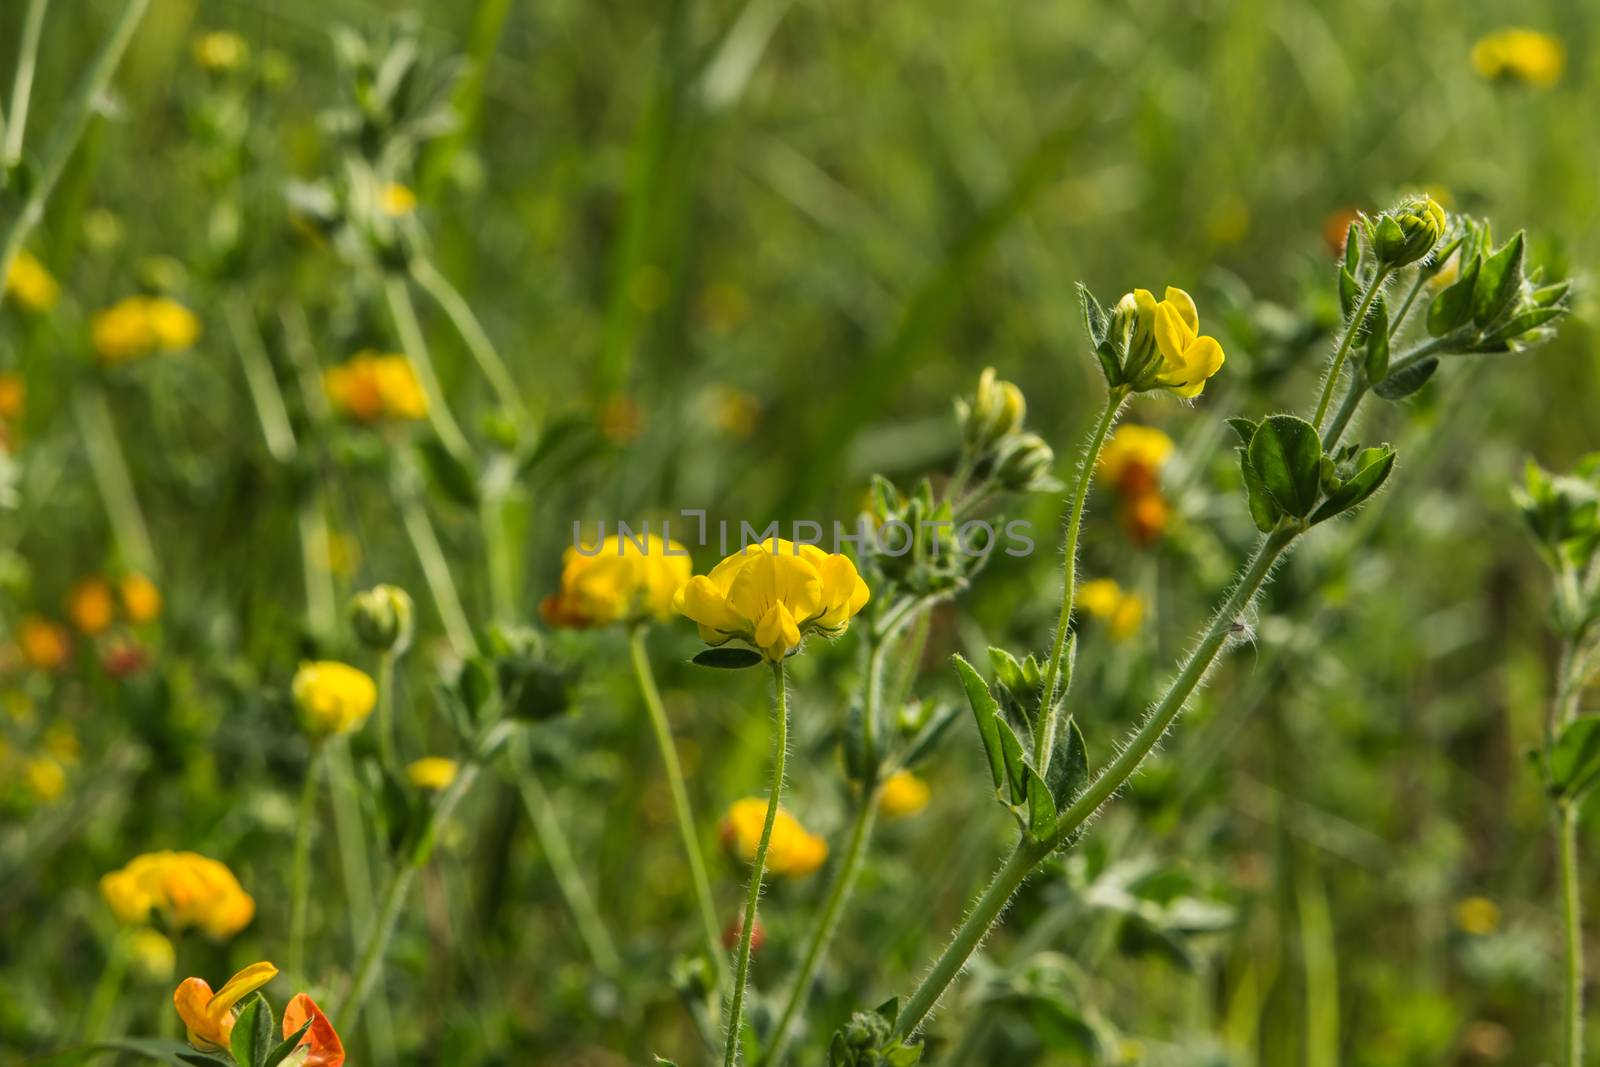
[173,961,279,1049]
[541,532,691,629]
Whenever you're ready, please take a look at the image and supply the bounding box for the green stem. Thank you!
[398,490,478,655]
[410,256,529,425]
[376,650,397,770]
[1038,389,1126,770]
[1322,336,1454,450]
[383,274,474,465]
[723,662,790,1067]
[224,292,298,464]
[0,0,147,284]
[1560,802,1584,1067]
[4,0,49,166]
[480,494,515,625]
[1312,266,1390,431]
[630,628,727,986]
[81,927,129,1041]
[515,763,623,976]
[295,496,338,642]
[74,386,158,578]
[288,743,323,988]
[1388,271,1428,336]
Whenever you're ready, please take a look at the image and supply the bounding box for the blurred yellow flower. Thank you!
[720,797,828,877]
[674,538,870,661]
[19,616,70,671]
[92,297,201,362]
[173,961,278,1050]
[101,851,256,939]
[292,661,378,736]
[1076,578,1144,641]
[324,351,429,422]
[407,757,459,791]
[0,372,22,420]
[68,577,116,636]
[1097,425,1173,496]
[128,928,176,981]
[1119,286,1225,397]
[541,532,691,629]
[878,770,930,818]
[120,572,163,624]
[707,386,760,437]
[1472,28,1563,88]
[43,723,81,765]
[193,31,249,71]
[4,249,59,312]
[25,755,67,802]
[379,182,417,216]
[1455,896,1502,936]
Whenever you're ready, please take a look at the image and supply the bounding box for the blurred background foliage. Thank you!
[2,0,1597,1064]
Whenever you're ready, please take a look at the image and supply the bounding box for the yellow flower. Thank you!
[1076,579,1144,641]
[18,616,70,672]
[1455,896,1502,936]
[101,851,256,939]
[379,182,417,216]
[1472,28,1564,88]
[292,661,377,736]
[1097,425,1173,496]
[1118,287,1226,397]
[120,572,163,624]
[878,770,930,818]
[324,351,429,422]
[720,798,828,878]
[92,297,201,362]
[674,538,870,662]
[193,31,249,71]
[407,757,459,791]
[68,577,116,636]
[541,532,691,629]
[128,928,176,981]
[707,386,760,437]
[4,249,59,312]
[25,755,66,801]
[0,372,23,420]
[173,961,278,1050]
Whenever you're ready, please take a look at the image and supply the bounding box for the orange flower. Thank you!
[283,993,346,1067]
[120,572,163,623]
[173,961,278,1049]
[18,616,70,671]
[68,577,116,635]
[1120,491,1170,547]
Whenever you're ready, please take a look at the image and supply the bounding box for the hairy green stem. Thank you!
[288,743,323,987]
[1038,389,1127,769]
[629,628,727,987]
[724,662,790,1066]
[1313,266,1390,430]
[515,765,623,976]
[1560,802,1584,1067]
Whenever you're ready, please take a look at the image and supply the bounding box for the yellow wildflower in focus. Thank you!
[1472,28,1563,88]
[0,372,23,420]
[674,539,870,662]
[193,31,249,71]
[128,928,176,981]
[541,532,691,629]
[120,572,163,624]
[1455,896,1502,936]
[19,616,70,671]
[173,961,278,1050]
[292,661,378,736]
[26,755,66,801]
[720,798,828,877]
[324,351,429,422]
[379,182,417,216]
[1097,425,1173,496]
[68,577,116,635]
[407,757,459,791]
[1117,287,1226,398]
[101,851,256,939]
[1076,579,1144,641]
[92,297,201,362]
[878,770,930,818]
[4,249,59,312]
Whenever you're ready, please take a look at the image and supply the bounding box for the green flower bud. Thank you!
[349,584,415,654]
[994,432,1056,492]
[961,367,1026,450]
[1374,196,1446,269]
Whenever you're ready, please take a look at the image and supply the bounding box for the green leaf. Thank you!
[1472,231,1525,327]
[1046,719,1089,813]
[953,654,1004,791]
[1342,221,1361,274]
[1025,763,1058,841]
[1239,445,1281,533]
[986,646,1026,696]
[1338,265,1359,318]
[263,1022,313,1067]
[691,647,764,669]
[1552,718,1600,800]
[230,994,273,1067]
[1225,417,1258,448]
[1532,281,1571,308]
[1363,295,1389,381]
[25,1040,234,1067]
[899,701,962,769]
[416,437,480,507]
[1076,282,1108,346]
[1426,253,1480,336]
[1310,448,1396,525]
[1373,358,1438,401]
[995,717,1028,804]
[1481,306,1565,348]
[1247,415,1323,519]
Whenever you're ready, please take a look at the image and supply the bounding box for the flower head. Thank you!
[193,31,249,71]
[720,798,828,878]
[1472,28,1564,88]
[324,351,428,422]
[1374,196,1447,269]
[92,297,200,362]
[541,533,691,629]
[349,584,414,652]
[1097,425,1173,496]
[1454,896,1502,937]
[173,962,278,1050]
[68,577,116,635]
[101,851,256,939]
[18,616,70,672]
[0,372,23,420]
[878,770,930,818]
[292,661,377,736]
[4,250,59,312]
[1115,287,1225,397]
[379,183,417,217]
[283,993,346,1066]
[120,572,163,624]
[674,539,870,661]
[1076,579,1144,641]
[407,757,459,791]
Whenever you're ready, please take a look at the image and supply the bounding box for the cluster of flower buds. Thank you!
[1513,456,1600,637]
[827,998,923,1067]
[865,476,968,599]
[1371,195,1448,269]
[954,368,1057,495]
